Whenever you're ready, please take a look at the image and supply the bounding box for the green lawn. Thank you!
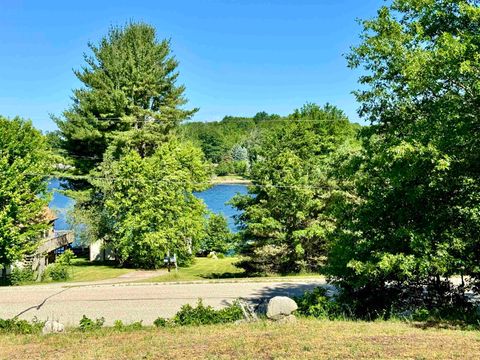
[146,256,245,282]
[144,256,323,283]
[69,258,132,282]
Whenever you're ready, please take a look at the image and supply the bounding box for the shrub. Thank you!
[294,287,342,319]
[0,317,44,334]
[153,317,168,327]
[171,299,243,326]
[113,320,143,331]
[233,160,248,176]
[56,249,75,266]
[215,161,234,176]
[45,263,70,281]
[79,315,105,331]
[9,267,35,285]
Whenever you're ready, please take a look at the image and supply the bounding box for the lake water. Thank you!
[194,184,248,231]
[48,181,248,232]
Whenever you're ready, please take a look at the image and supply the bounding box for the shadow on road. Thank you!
[220,281,330,306]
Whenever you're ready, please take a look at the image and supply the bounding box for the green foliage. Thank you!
[45,263,70,281]
[91,139,210,269]
[44,250,76,281]
[0,116,52,269]
[153,317,168,327]
[294,287,342,319]
[215,161,234,176]
[113,320,143,331]
[180,112,283,167]
[325,0,480,317]
[171,299,243,326]
[79,315,105,332]
[9,267,35,285]
[201,213,234,254]
[55,23,211,270]
[232,161,248,177]
[0,317,44,334]
[232,103,360,274]
[56,22,197,182]
[56,249,75,266]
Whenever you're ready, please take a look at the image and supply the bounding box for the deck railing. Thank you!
[36,231,75,254]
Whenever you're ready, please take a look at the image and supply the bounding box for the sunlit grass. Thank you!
[144,256,323,283]
[146,256,245,282]
[69,258,131,282]
[1,319,478,359]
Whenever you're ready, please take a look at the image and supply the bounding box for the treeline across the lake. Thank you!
[179,106,361,178]
[1,0,480,325]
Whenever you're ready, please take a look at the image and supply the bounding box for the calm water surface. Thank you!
[49,181,248,232]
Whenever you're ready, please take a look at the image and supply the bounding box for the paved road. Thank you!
[0,279,326,326]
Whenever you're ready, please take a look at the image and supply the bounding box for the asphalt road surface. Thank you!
[0,279,326,326]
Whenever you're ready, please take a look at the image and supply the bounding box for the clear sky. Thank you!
[0,0,385,132]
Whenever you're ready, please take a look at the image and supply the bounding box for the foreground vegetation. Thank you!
[2,319,480,359]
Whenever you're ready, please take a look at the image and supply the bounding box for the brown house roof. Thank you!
[43,207,58,223]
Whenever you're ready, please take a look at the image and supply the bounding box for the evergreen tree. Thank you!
[232,104,359,274]
[55,22,197,185]
[56,23,209,268]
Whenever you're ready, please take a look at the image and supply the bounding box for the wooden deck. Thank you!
[36,231,74,254]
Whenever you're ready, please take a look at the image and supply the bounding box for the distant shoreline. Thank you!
[210,176,252,185]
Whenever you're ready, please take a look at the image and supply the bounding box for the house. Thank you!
[89,240,115,262]
[28,208,75,280]
[1,208,75,282]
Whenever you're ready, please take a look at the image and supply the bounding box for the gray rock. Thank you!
[42,320,65,335]
[266,296,298,320]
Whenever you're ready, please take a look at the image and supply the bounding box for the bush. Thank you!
[153,317,168,327]
[45,263,70,281]
[0,317,44,334]
[57,249,75,266]
[9,267,35,285]
[215,161,234,176]
[79,315,105,331]
[233,160,248,176]
[169,299,243,326]
[113,320,143,331]
[294,287,343,319]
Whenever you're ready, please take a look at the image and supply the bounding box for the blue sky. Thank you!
[0,0,384,132]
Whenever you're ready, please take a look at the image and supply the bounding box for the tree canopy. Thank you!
[325,0,480,316]
[56,23,209,268]
[232,104,360,274]
[0,117,51,270]
[56,22,197,183]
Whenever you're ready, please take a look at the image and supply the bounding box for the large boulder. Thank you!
[42,320,65,335]
[266,296,298,320]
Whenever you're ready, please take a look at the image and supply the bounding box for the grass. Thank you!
[2,319,480,359]
[69,258,131,282]
[144,256,323,283]
[13,256,322,286]
[146,256,245,282]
